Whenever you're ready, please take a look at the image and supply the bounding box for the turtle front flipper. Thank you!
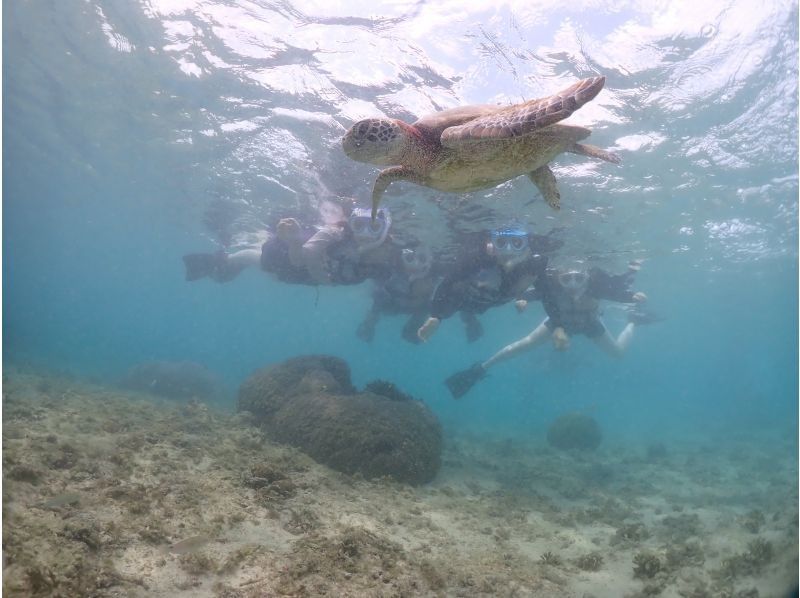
[440,76,606,146]
[529,166,560,210]
[372,166,422,219]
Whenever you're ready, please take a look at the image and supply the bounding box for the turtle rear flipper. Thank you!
[445,363,487,399]
[570,142,621,164]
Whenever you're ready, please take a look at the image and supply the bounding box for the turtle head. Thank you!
[342,118,410,165]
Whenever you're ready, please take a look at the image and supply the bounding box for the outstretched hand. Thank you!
[515,299,528,313]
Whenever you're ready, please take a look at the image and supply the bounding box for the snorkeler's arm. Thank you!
[587,268,639,302]
[513,254,548,301]
[429,284,461,320]
[519,280,544,303]
[429,255,479,319]
[515,266,549,314]
[515,284,542,313]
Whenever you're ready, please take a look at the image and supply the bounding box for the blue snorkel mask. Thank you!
[349,207,391,251]
[490,227,529,254]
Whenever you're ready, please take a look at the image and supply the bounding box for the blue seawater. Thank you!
[4,3,797,444]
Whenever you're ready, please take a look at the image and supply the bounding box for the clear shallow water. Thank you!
[3,0,798,446]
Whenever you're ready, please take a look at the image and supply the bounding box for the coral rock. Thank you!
[238,355,441,485]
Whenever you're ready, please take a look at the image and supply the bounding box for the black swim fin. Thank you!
[445,362,487,399]
[182,253,218,281]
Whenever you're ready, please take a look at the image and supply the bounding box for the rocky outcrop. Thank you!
[239,355,441,485]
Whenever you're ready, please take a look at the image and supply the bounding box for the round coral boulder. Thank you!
[238,355,441,485]
[546,413,602,451]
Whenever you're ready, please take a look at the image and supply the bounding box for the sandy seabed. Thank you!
[2,366,797,597]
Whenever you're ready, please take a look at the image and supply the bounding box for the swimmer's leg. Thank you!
[592,322,635,358]
[444,320,550,399]
[182,248,260,283]
[402,311,428,344]
[482,320,550,370]
[227,248,262,269]
[357,308,380,342]
[460,311,484,343]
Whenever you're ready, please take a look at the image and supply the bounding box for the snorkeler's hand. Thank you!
[417,317,440,343]
[514,300,528,313]
[552,327,570,351]
[632,292,647,303]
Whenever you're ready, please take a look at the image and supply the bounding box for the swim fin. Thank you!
[445,362,487,399]
[182,253,218,281]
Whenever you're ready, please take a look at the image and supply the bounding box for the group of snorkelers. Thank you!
[184,199,660,399]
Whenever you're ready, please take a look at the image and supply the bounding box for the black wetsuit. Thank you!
[368,270,439,343]
[430,244,547,321]
[524,268,637,337]
[259,224,318,285]
[260,225,396,286]
[373,272,437,314]
[326,229,396,285]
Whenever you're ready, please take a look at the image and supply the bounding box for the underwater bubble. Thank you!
[700,23,717,38]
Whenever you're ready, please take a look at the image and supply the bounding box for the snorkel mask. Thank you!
[490,227,529,253]
[489,227,530,268]
[349,207,391,251]
[557,268,590,297]
[401,246,432,280]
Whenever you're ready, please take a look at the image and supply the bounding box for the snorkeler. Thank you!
[444,261,660,399]
[416,226,551,343]
[182,205,397,287]
[356,245,439,344]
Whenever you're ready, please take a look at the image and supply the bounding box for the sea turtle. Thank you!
[342,76,620,218]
